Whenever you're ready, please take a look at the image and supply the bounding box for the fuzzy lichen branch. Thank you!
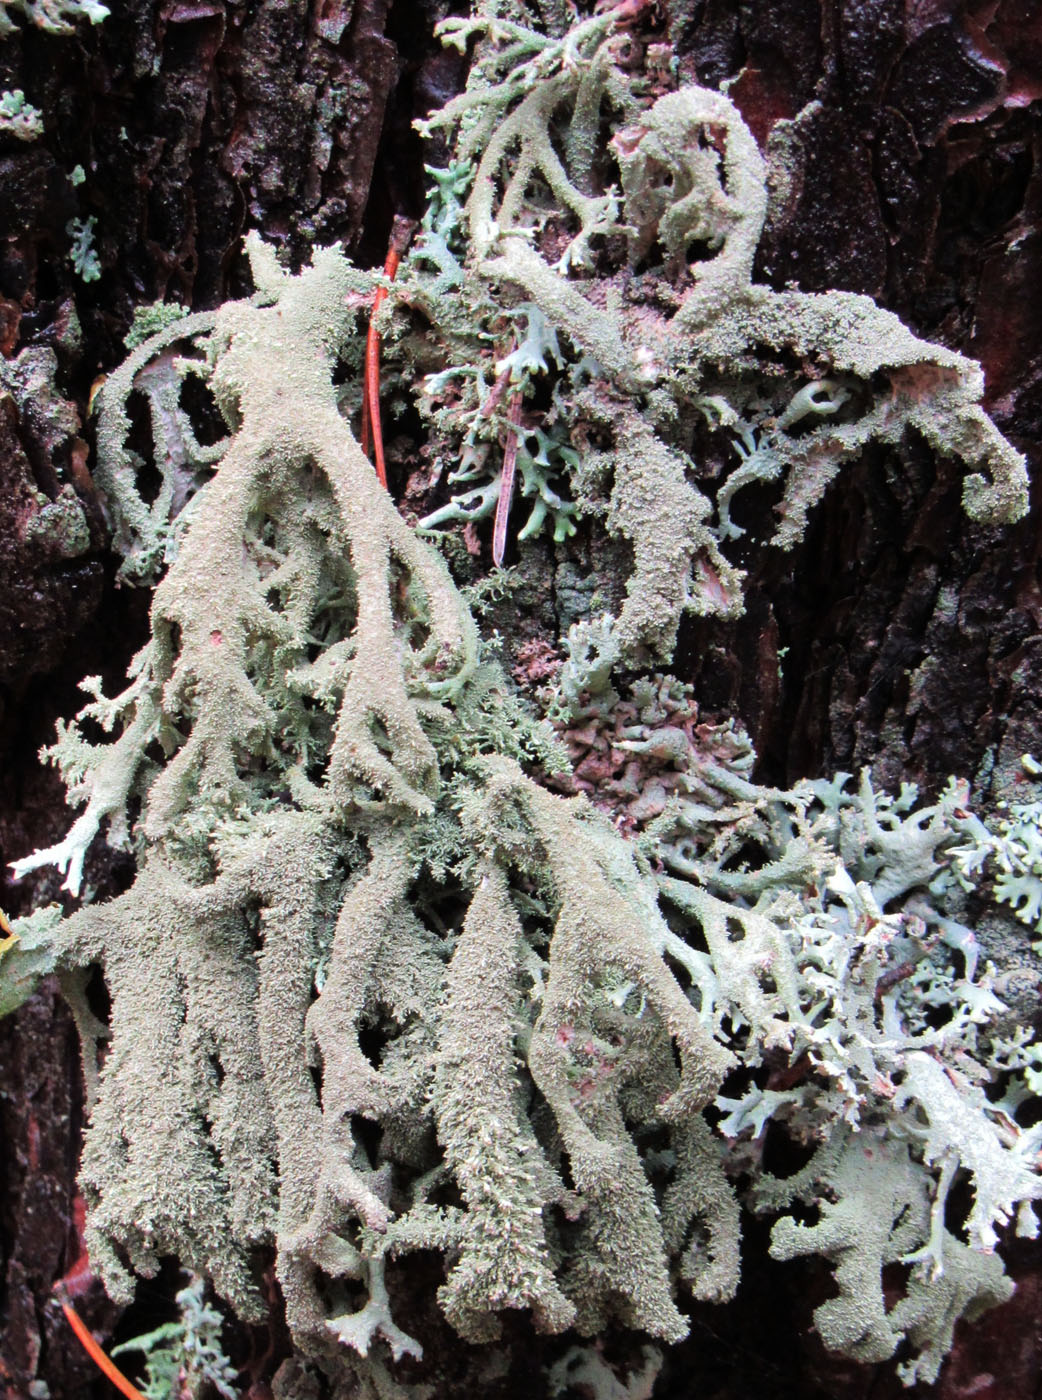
[432,863,575,1340]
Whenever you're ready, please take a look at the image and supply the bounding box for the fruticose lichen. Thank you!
[406,4,1027,661]
[0,0,106,33]
[2,3,1037,1395]
[110,1273,238,1400]
[5,232,735,1388]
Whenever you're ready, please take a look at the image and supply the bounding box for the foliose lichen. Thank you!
[67,214,101,283]
[0,88,42,140]
[951,754,1042,949]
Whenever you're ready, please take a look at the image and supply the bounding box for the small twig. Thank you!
[493,389,524,568]
[478,363,514,421]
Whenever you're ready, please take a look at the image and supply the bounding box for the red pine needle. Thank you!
[362,245,401,490]
[55,1287,147,1400]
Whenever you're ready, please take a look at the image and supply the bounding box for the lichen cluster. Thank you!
[2,2,1037,1396]
[542,621,1042,1385]
[403,2,1027,661]
[0,88,42,140]
[952,754,1042,948]
[5,235,735,1389]
[0,0,106,36]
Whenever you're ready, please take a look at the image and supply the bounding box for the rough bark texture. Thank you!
[670,0,1042,811]
[1,2,1040,1397]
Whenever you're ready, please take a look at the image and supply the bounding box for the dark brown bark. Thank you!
[669,0,1042,810]
[1,2,1040,1397]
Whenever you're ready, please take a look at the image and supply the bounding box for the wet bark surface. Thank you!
[0,2,1040,1397]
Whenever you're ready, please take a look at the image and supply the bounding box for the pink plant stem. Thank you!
[493,389,524,568]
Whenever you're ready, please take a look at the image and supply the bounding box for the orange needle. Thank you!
[55,1286,147,1400]
[361,243,400,488]
[360,216,415,489]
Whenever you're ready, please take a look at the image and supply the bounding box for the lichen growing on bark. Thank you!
[3,234,737,1387]
[410,3,1028,660]
[2,3,1038,1394]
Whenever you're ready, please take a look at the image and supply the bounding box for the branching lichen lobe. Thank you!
[5,231,746,1383]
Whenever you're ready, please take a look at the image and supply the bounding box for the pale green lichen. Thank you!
[655,766,1040,1383]
[67,215,101,282]
[123,299,191,351]
[25,483,91,556]
[951,754,1042,948]
[759,1132,1014,1387]
[110,1274,238,1400]
[535,622,1041,1380]
[549,1344,663,1400]
[2,5,1038,1394]
[0,0,107,35]
[0,88,42,140]
[417,305,580,548]
[8,541,1038,1385]
[5,233,733,1386]
[92,307,222,578]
